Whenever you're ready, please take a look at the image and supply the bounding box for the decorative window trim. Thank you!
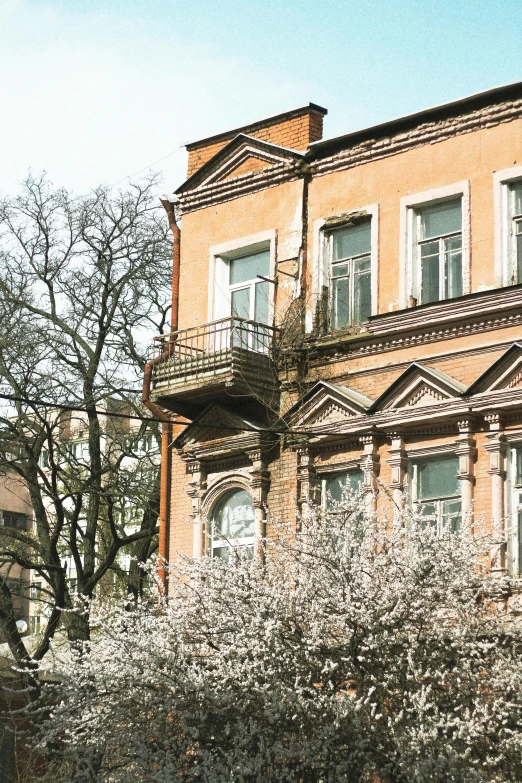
[400,181,470,309]
[201,477,255,558]
[406,443,458,460]
[309,204,379,333]
[507,443,522,575]
[208,229,277,323]
[315,459,361,476]
[494,166,522,287]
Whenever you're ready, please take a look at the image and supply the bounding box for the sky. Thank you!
[1,0,521,198]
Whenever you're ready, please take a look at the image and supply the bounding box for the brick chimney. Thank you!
[185,103,327,178]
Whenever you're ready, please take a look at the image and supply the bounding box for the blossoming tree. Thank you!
[37,494,522,782]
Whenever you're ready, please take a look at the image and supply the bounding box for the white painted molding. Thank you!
[494,165,522,287]
[399,181,471,309]
[208,229,277,323]
[309,203,379,332]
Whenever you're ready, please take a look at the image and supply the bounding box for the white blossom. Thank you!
[33,493,522,782]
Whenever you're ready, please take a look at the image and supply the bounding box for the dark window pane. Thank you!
[1,512,27,531]
[231,287,250,320]
[0,720,15,783]
[332,262,349,278]
[420,242,440,304]
[332,222,371,260]
[419,501,437,530]
[324,470,363,507]
[516,449,522,485]
[444,235,462,299]
[353,259,371,323]
[254,280,269,325]
[417,457,460,500]
[332,276,350,330]
[420,200,461,239]
[517,231,522,285]
[442,498,462,532]
[229,251,270,286]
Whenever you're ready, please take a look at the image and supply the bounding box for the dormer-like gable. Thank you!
[173,405,267,457]
[369,364,466,413]
[467,343,522,394]
[176,134,305,194]
[284,381,372,432]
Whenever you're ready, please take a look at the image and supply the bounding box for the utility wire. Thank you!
[0,392,520,441]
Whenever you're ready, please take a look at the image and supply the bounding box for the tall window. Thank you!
[411,456,461,534]
[228,250,270,325]
[510,182,522,284]
[328,222,371,330]
[416,200,462,304]
[209,489,255,561]
[510,446,522,575]
[322,470,363,509]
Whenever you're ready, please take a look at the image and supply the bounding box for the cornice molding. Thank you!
[310,98,522,179]
[306,287,522,366]
[177,97,522,214]
[178,160,302,214]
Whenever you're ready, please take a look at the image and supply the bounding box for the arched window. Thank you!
[209,488,255,561]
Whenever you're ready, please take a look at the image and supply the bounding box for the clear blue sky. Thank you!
[1,0,521,195]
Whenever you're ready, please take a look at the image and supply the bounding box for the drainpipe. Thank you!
[141,198,181,590]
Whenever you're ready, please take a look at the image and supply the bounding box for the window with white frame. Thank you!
[209,488,255,561]
[510,445,522,576]
[508,181,522,284]
[215,247,271,351]
[414,199,463,305]
[326,221,372,330]
[322,469,364,509]
[411,455,461,534]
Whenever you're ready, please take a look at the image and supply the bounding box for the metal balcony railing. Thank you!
[151,317,279,400]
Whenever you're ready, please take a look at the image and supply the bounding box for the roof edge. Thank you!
[309,80,522,158]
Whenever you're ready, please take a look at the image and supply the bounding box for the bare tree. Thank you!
[0,173,172,664]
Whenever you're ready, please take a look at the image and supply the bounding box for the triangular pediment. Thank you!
[467,343,522,394]
[173,405,265,450]
[176,134,305,193]
[369,364,466,413]
[284,381,372,431]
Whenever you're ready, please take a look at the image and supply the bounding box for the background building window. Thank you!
[1,511,27,531]
[411,455,461,533]
[416,199,462,304]
[322,470,363,508]
[209,488,255,561]
[328,222,371,330]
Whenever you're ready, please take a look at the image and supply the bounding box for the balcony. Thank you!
[151,317,280,417]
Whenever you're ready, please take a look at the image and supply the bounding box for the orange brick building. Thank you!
[150,83,522,577]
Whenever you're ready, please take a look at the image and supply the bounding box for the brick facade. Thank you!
[155,83,522,581]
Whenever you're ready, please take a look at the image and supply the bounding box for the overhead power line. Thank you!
[0,392,519,442]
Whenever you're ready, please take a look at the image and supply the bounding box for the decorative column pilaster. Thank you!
[186,460,207,559]
[296,443,316,527]
[359,434,380,514]
[248,449,270,561]
[455,417,477,523]
[387,434,408,512]
[484,413,507,574]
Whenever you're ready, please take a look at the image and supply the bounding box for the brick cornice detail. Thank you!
[178,98,522,213]
[310,98,522,179]
[305,287,522,367]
